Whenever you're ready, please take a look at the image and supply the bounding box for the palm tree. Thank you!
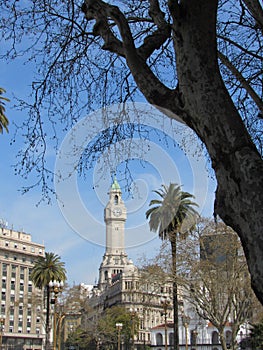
[146,183,198,350]
[0,88,9,134]
[31,252,66,349]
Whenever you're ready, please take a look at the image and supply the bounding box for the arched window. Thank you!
[191,330,198,345]
[156,333,163,345]
[212,331,219,344]
[114,195,119,204]
[169,333,174,345]
[225,330,232,348]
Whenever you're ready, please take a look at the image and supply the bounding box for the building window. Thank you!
[225,331,232,348]
[156,333,163,346]
[212,331,219,344]
[191,330,198,346]
[169,333,174,345]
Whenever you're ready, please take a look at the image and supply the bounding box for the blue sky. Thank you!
[0,55,217,286]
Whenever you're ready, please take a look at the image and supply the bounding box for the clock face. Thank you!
[113,208,122,217]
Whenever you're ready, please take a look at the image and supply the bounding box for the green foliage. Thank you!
[31,252,66,289]
[146,183,198,350]
[30,251,66,341]
[0,87,9,134]
[97,306,134,347]
[250,319,263,349]
[146,183,199,239]
[65,327,92,350]
[66,306,135,350]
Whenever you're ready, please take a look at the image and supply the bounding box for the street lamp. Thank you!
[116,323,123,350]
[130,307,137,350]
[181,314,190,350]
[160,297,170,350]
[0,316,5,350]
[49,280,64,350]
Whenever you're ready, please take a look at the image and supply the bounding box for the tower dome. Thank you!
[111,177,121,190]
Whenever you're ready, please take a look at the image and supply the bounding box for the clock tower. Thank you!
[98,178,130,290]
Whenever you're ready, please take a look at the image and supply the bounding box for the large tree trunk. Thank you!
[169,0,263,304]
[218,329,228,350]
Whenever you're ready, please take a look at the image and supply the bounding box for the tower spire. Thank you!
[98,178,128,291]
[111,176,121,190]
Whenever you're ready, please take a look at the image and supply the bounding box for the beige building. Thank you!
[87,179,175,347]
[0,224,45,350]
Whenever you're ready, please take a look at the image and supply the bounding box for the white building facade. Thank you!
[0,225,45,350]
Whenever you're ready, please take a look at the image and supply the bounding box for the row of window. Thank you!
[155,330,232,346]
[1,304,41,313]
[1,264,33,275]
[3,241,43,254]
[7,326,41,334]
[1,283,33,292]
[2,254,36,264]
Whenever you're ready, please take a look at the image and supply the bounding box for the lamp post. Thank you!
[181,314,190,350]
[0,316,5,350]
[116,323,123,350]
[49,280,64,350]
[130,308,137,350]
[160,297,170,350]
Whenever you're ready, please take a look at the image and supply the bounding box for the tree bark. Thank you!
[170,233,179,350]
[168,0,263,304]
[219,329,228,350]
[45,286,50,350]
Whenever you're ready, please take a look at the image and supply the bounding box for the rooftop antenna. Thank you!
[0,219,8,229]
